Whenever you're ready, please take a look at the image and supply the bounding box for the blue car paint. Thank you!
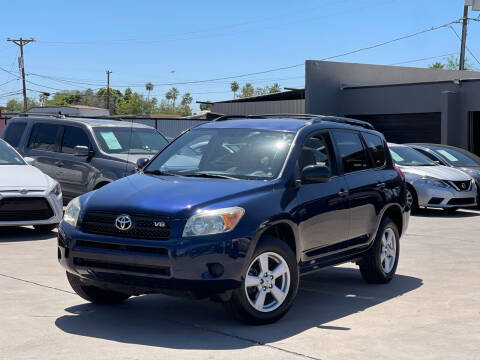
[58,118,408,297]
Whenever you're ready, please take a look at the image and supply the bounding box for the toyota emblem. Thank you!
[19,189,28,195]
[115,214,133,231]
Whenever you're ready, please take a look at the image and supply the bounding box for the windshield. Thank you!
[145,128,295,180]
[0,140,25,165]
[428,145,480,167]
[93,127,168,154]
[390,146,436,166]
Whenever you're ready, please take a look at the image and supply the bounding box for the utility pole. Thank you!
[459,4,469,70]
[106,70,112,114]
[7,37,35,111]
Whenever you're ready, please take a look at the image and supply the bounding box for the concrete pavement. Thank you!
[1,209,479,359]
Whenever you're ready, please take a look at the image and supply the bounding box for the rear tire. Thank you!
[33,224,58,233]
[226,236,299,325]
[66,272,130,304]
[359,217,399,284]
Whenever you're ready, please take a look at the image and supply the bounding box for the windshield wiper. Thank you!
[182,172,238,180]
[143,169,177,176]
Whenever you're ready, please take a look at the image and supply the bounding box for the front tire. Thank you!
[226,236,299,325]
[406,186,419,213]
[359,217,399,284]
[66,272,130,304]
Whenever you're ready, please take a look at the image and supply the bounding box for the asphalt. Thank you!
[1,209,479,359]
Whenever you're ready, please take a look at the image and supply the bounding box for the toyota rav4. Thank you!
[58,114,409,324]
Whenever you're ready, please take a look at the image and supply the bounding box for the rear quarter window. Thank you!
[362,133,386,168]
[3,122,27,147]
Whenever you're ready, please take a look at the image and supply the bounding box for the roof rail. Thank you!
[15,112,66,118]
[312,116,374,130]
[213,113,374,129]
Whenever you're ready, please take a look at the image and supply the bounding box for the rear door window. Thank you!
[61,126,91,154]
[362,133,386,168]
[28,123,60,152]
[3,122,27,147]
[332,131,369,174]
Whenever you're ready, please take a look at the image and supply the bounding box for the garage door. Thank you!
[347,113,441,144]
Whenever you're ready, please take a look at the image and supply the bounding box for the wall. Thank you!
[120,118,207,139]
[211,99,305,115]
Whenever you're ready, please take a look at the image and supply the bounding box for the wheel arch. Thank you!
[380,204,404,237]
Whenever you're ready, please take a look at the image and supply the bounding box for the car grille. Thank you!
[0,197,54,221]
[450,180,472,191]
[447,197,475,205]
[82,211,171,240]
[73,257,171,276]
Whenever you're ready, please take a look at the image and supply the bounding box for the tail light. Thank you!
[395,166,405,180]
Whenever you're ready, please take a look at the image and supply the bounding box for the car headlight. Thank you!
[183,206,245,237]
[422,176,450,189]
[63,197,81,227]
[49,183,62,196]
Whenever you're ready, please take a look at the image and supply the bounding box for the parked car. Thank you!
[389,143,477,212]
[58,114,409,324]
[0,138,63,232]
[1,115,168,203]
[407,143,480,205]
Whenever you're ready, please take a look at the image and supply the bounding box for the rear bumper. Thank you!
[412,180,478,208]
[58,222,251,296]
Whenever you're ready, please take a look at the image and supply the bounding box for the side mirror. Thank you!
[74,145,91,157]
[136,157,150,172]
[24,156,35,165]
[301,165,331,184]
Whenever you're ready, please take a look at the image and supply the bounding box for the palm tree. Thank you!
[230,81,239,98]
[170,87,179,108]
[145,82,154,101]
[269,83,282,94]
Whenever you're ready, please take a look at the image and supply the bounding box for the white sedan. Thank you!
[0,139,63,232]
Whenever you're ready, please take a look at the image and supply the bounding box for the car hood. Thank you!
[397,165,472,181]
[456,167,480,181]
[83,173,274,219]
[0,165,52,190]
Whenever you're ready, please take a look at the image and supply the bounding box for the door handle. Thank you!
[376,182,386,189]
[338,189,349,197]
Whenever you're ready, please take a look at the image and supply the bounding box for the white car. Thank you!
[389,144,477,212]
[0,139,63,232]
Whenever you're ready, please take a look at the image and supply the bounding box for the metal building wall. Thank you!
[211,99,305,115]
[123,119,207,138]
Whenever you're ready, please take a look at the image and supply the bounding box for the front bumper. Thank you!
[412,179,478,208]
[0,191,63,227]
[58,222,251,296]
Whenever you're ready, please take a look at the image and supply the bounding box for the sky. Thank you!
[1,0,480,111]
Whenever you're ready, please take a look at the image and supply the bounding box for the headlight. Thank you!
[422,176,450,189]
[49,183,62,196]
[183,206,245,237]
[63,197,81,227]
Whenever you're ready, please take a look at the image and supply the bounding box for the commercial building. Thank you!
[208,61,480,155]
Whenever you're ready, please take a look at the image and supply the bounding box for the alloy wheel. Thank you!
[244,252,290,313]
[380,228,397,273]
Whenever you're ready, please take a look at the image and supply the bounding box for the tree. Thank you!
[239,83,254,98]
[145,82,154,100]
[167,87,179,108]
[429,56,473,70]
[181,92,192,106]
[429,62,445,69]
[6,99,23,112]
[268,83,282,94]
[199,103,211,111]
[230,81,239,98]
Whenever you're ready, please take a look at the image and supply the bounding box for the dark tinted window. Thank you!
[333,131,368,173]
[3,122,26,147]
[301,133,333,174]
[28,124,60,152]
[61,126,91,154]
[363,133,386,168]
[414,148,444,163]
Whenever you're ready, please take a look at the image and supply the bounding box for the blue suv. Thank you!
[58,114,409,324]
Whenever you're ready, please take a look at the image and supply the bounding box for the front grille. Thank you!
[450,180,472,191]
[447,197,475,205]
[0,197,53,221]
[73,257,171,276]
[82,211,170,240]
[75,239,168,255]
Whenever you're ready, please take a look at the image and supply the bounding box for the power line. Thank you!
[389,53,457,66]
[449,25,480,67]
